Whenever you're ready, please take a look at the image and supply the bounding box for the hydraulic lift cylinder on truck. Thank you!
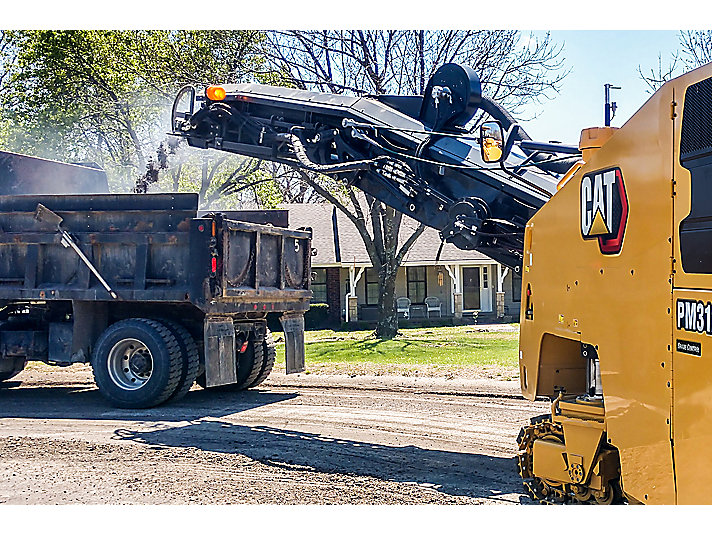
[172,61,712,504]
[0,150,311,408]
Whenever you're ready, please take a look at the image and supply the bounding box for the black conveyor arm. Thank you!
[171,64,578,269]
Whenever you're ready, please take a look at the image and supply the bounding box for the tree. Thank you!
[138,141,283,210]
[262,30,566,339]
[0,30,264,196]
[0,31,16,95]
[640,31,712,92]
[0,31,17,146]
[2,31,150,188]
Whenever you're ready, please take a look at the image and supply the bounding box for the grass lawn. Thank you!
[274,325,521,379]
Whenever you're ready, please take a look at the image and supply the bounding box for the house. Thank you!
[280,203,522,324]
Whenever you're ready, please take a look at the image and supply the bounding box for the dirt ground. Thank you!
[0,364,548,505]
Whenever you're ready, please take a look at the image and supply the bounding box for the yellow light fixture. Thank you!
[206,85,227,101]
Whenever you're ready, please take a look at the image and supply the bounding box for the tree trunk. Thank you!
[376,265,398,339]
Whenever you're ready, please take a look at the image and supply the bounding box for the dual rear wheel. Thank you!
[194,329,276,391]
[92,318,274,408]
[92,318,186,409]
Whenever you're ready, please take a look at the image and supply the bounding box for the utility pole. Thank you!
[604,84,621,126]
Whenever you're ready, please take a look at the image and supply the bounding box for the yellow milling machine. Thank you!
[172,60,712,504]
[517,62,712,504]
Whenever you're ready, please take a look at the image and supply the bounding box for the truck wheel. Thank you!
[234,336,264,389]
[0,320,30,382]
[246,329,276,388]
[194,329,276,390]
[158,320,200,402]
[0,357,26,382]
[198,335,264,391]
[91,318,182,408]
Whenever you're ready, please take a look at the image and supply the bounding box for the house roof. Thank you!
[281,202,494,267]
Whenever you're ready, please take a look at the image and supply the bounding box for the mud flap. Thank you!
[204,316,237,387]
[280,312,305,374]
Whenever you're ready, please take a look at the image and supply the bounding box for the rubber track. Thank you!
[0,321,27,382]
[247,329,276,389]
[159,320,200,402]
[0,358,26,382]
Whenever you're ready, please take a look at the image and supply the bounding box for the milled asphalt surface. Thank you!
[0,365,548,504]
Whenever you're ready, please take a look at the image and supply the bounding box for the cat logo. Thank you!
[580,167,628,255]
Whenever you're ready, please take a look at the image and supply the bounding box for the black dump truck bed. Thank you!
[0,193,311,311]
[0,150,109,195]
[0,152,311,408]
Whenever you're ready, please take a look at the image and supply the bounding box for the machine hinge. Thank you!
[671,100,678,120]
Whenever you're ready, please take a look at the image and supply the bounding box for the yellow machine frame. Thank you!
[518,62,712,504]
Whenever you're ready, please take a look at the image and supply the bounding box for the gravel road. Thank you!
[0,365,549,504]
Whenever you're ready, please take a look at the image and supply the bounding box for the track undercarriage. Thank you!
[516,397,624,505]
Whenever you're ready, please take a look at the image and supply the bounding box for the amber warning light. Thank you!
[206,86,226,101]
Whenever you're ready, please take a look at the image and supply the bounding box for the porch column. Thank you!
[326,268,341,323]
[444,265,462,320]
[345,265,365,323]
[496,264,509,319]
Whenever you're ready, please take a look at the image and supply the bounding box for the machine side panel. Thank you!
[670,65,712,504]
[670,288,712,504]
[519,81,676,504]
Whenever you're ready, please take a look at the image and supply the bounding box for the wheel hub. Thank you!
[128,351,151,376]
[107,338,153,391]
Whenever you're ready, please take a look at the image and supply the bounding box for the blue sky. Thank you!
[521,30,685,144]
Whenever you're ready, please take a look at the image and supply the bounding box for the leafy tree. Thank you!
[0,30,263,197]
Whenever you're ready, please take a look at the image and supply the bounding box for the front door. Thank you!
[462,267,480,310]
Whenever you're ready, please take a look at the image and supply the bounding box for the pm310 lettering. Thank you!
[677,299,712,335]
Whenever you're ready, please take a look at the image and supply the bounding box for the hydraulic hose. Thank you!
[276,133,384,174]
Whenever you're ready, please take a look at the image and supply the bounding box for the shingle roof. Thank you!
[281,201,493,266]
[281,203,339,266]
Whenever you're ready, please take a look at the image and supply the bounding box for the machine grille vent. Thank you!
[681,77,712,162]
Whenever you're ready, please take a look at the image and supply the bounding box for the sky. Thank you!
[521,30,685,144]
[0,4,697,148]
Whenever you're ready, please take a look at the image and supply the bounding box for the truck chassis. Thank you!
[0,189,311,408]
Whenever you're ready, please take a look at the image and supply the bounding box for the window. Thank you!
[512,271,522,302]
[311,268,327,303]
[366,268,379,305]
[407,266,427,304]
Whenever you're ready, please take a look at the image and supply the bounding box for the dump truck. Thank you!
[172,61,712,504]
[0,150,311,408]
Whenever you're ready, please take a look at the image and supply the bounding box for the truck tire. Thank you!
[234,336,264,389]
[0,357,26,383]
[158,320,200,402]
[246,329,276,388]
[91,318,183,409]
[0,321,30,383]
[195,328,277,390]
[196,334,265,391]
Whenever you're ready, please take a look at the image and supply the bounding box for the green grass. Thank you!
[277,325,520,368]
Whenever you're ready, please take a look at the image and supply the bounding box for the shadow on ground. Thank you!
[0,382,531,503]
[112,418,528,502]
[0,382,296,422]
